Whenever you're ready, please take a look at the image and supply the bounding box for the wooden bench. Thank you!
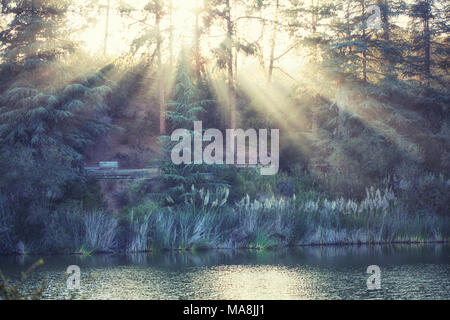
[85,167,160,180]
[99,161,119,170]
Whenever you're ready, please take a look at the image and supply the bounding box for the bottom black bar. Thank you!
[0,300,447,319]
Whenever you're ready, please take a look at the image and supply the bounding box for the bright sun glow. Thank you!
[76,0,200,56]
[74,0,305,71]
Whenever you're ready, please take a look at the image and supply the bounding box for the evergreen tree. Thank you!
[406,0,449,89]
[204,0,262,129]
[0,0,74,84]
[0,0,116,212]
[156,52,228,205]
[0,66,115,160]
[0,0,114,162]
[373,0,407,83]
[0,1,116,246]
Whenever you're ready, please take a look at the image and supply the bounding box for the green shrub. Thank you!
[0,259,46,300]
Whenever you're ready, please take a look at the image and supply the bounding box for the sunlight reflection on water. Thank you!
[1,244,449,300]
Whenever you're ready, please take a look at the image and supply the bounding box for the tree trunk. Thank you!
[423,0,432,84]
[194,6,201,79]
[310,0,320,134]
[380,0,390,41]
[225,0,236,129]
[104,0,111,55]
[311,0,319,62]
[169,0,174,69]
[379,0,395,80]
[268,0,280,82]
[362,0,367,83]
[156,12,166,134]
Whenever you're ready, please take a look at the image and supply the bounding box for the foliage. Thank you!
[0,259,46,300]
[155,52,229,205]
[0,0,448,255]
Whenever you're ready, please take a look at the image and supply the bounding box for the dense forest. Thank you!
[0,0,448,255]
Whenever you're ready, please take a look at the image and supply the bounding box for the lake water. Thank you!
[1,244,449,300]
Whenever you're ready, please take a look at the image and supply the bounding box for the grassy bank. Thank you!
[125,186,450,251]
[1,173,448,254]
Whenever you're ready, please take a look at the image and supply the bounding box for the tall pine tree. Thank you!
[156,51,228,205]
